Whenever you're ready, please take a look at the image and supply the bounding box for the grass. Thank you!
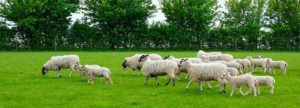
[0,51,300,108]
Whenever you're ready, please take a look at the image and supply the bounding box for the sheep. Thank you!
[211,61,242,74]
[78,65,113,85]
[184,61,227,93]
[245,56,269,72]
[42,55,80,77]
[245,73,275,95]
[141,57,179,86]
[234,59,252,73]
[221,73,257,97]
[196,50,222,58]
[227,67,239,76]
[122,54,162,75]
[266,59,288,76]
[200,54,234,62]
[164,55,202,73]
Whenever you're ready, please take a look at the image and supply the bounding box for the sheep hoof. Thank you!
[157,83,160,86]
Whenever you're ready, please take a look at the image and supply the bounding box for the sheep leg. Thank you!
[206,81,212,89]
[144,76,149,85]
[138,70,140,76]
[252,85,257,96]
[56,69,62,77]
[257,86,260,95]
[88,73,94,85]
[185,80,192,91]
[199,81,204,92]
[165,79,171,86]
[230,86,235,96]
[69,65,76,77]
[185,74,189,79]
[245,86,251,95]
[283,68,286,76]
[155,76,159,86]
[239,87,245,96]
[172,78,175,86]
[270,85,274,94]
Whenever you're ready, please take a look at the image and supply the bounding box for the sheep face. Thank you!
[221,72,231,80]
[178,58,188,68]
[42,67,48,76]
[122,60,127,69]
[138,54,149,62]
[163,55,171,60]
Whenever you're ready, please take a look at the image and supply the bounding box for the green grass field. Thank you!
[0,51,300,108]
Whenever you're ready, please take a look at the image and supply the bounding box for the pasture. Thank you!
[0,51,300,107]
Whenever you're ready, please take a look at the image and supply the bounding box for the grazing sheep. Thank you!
[227,67,239,76]
[196,50,222,58]
[245,56,269,72]
[42,55,80,77]
[222,73,257,97]
[266,59,288,76]
[122,54,162,75]
[78,65,113,85]
[141,57,179,86]
[246,73,275,95]
[235,59,252,73]
[185,62,227,93]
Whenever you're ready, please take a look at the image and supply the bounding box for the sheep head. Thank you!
[163,55,171,60]
[138,54,149,62]
[122,59,127,69]
[42,67,47,76]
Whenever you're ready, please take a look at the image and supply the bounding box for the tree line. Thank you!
[0,0,299,51]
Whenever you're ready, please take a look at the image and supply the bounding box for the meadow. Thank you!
[0,51,300,108]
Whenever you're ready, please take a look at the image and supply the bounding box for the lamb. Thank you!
[234,59,252,73]
[245,73,275,95]
[184,62,227,93]
[245,56,269,72]
[211,61,242,73]
[164,55,202,72]
[227,67,239,76]
[266,59,288,76]
[42,55,80,77]
[221,73,257,97]
[122,54,162,75]
[196,50,222,58]
[141,57,179,86]
[78,65,113,85]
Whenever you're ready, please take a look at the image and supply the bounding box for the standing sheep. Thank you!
[266,59,288,76]
[200,54,234,62]
[196,50,222,58]
[185,62,227,93]
[245,73,275,95]
[245,56,269,72]
[42,55,80,77]
[141,57,179,86]
[227,67,239,76]
[78,65,113,85]
[222,73,257,97]
[122,54,162,75]
[235,59,252,73]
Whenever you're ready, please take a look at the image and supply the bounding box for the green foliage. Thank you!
[0,20,14,50]
[84,0,156,49]
[0,0,78,50]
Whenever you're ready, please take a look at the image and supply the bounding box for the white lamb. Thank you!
[211,61,242,73]
[142,57,179,86]
[122,54,162,75]
[227,67,239,76]
[245,73,275,95]
[245,56,269,72]
[185,62,227,93]
[78,65,113,85]
[235,59,252,73]
[196,50,222,58]
[266,59,288,76]
[42,55,80,77]
[222,73,257,97]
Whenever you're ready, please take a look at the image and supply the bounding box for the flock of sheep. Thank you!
[41,50,288,97]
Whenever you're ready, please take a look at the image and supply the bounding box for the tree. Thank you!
[0,0,78,50]
[84,0,155,49]
[162,0,217,49]
[0,19,13,50]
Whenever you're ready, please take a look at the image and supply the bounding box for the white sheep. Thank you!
[245,73,275,95]
[235,59,252,73]
[196,50,222,58]
[141,57,179,86]
[122,54,162,75]
[200,54,234,62]
[227,67,239,76]
[211,61,242,74]
[42,55,80,77]
[78,65,113,85]
[266,59,288,76]
[245,56,269,72]
[222,73,257,97]
[185,62,227,93]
